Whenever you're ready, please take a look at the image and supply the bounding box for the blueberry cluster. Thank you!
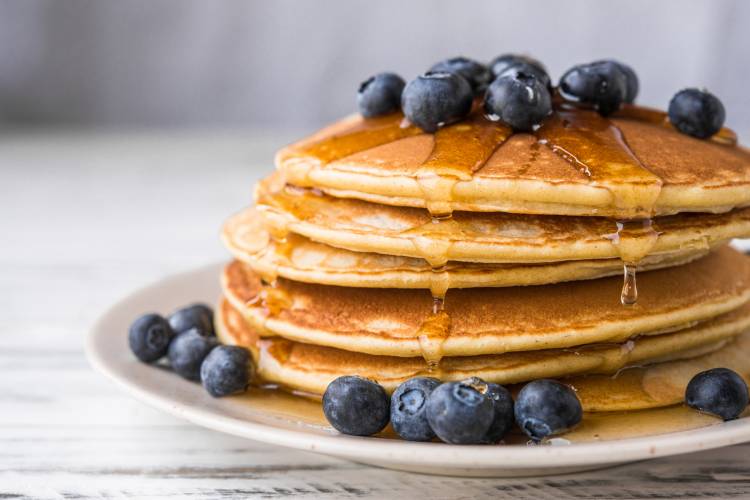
[128,304,254,397]
[322,375,582,443]
[357,55,726,139]
[357,54,555,133]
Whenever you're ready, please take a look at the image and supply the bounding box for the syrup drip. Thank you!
[621,264,638,306]
[603,219,661,306]
[417,296,451,372]
[416,115,512,217]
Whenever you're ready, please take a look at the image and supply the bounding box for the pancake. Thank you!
[216,299,750,409]
[566,330,750,412]
[276,105,750,218]
[223,207,712,289]
[255,174,750,266]
[222,246,750,357]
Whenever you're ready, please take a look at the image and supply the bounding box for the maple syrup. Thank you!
[416,296,452,372]
[603,219,660,305]
[233,385,727,444]
[266,103,741,309]
[246,281,293,318]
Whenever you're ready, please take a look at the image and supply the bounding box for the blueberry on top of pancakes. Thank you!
[669,88,726,139]
[357,72,406,118]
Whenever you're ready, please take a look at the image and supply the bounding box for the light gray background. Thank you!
[1,0,749,132]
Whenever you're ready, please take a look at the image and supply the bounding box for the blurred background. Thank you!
[1,0,750,134]
[1,0,749,271]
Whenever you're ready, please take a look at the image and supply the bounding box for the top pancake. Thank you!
[276,106,750,218]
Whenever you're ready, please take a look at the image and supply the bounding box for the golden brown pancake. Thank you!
[255,174,750,265]
[216,299,750,410]
[221,246,750,357]
[223,207,712,289]
[276,106,750,218]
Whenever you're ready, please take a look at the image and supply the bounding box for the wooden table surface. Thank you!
[3,130,750,499]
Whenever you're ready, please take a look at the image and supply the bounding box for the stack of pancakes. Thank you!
[217,104,750,416]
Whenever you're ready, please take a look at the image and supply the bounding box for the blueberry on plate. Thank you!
[390,377,441,441]
[168,303,214,336]
[593,59,638,103]
[668,88,725,139]
[558,60,628,115]
[323,376,390,436]
[686,368,749,421]
[493,61,551,90]
[514,379,582,441]
[128,313,175,363]
[484,72,552,131]
[357,72,406,118]
[489,54,546,80]
[426,378,494,444]
[482,383,515,443]
[401,72,473,133]
[200,345,254,397]
[429,56,491,94]
[168,328,218,381]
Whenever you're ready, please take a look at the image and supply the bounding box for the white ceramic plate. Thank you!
[86,263,750,477]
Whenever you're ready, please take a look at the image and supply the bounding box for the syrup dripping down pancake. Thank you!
[221,246,750,357]
[216,299,750,412]
[565,330,750,412]
[254,175,750,266]
[223,207,714,289]
[276,106,750,218]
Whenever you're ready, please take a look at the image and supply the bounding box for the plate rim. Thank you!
[85,262,750,471]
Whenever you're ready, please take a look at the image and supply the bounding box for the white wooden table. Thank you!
[3,130,750,499]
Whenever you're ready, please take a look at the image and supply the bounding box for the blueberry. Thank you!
[482,383,515,443]
[514,379,582,441]
[490,54,546,80]
[357,72,405,118]
[426,378,494,444]
[668,88,725,139]
[128,313,175,363]
[429,57,491,94]
[390,377,440,441]
[168,328,218,381]
[322,376,390,436]
[493,61,551,90]
[594,59,638,103]
[686,368,749,421]
[168,303,214,336]
[200,345,253,397]
[401,72,473,133]
[484,72,552,131]
[559,61,628,115]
